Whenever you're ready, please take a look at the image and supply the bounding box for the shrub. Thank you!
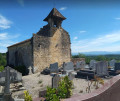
[57,79,67,98]
[58,76,72,98]
[45,87,59,101]
[24,90,32,101]
[45,76,73,101]
[0,66,4,72]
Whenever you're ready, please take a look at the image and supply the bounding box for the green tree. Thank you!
[0,66,4,72]
[0,53,6,66]
[78,53,86,58]
[96,55,106,61]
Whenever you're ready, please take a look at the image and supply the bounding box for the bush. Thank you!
[57,79,67,98]
[46,87,59,101]
[24,90,32,101]
[63,76,72,98]
[0,66,4,72]
[45,76,73,101]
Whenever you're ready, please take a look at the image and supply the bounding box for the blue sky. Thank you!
[0,0,120,53]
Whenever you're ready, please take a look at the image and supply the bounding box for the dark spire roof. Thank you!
[43,8,66,21]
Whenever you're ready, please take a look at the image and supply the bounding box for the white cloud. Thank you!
[59,7,67,11]
[71,31,120,53]
[80,30,87,33]
[115,18,120,20]
[73,37,78,40]
[17,0,24,7]
[0,15,12,30]
[0,33,20,53]
[0,33,19,40]
[0,33,7,40]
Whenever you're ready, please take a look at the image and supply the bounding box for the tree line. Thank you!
[72,53,120,64]
[0,53,6,71]
[0,52,120,71]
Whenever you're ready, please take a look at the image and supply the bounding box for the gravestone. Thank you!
[90,60,96,70]
[109,59,116,68]
[0,66,22,101]
[81,60,86,69]
[63,62,74,72]
[50,62,59,74]
[52,74,61,88]
[115,63,120,71]
[102,61,109,75]
[68,72,75,80]
[28,66,33,75]
[76,61,82,70]
[95,61,109,77]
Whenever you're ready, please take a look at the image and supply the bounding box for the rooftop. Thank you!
[43,8,66,21]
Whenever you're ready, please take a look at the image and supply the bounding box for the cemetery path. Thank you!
[10,72,111,99]
[72,78,109,96]
[22,73,52,98]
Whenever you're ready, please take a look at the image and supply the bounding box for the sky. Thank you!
[0,0,120,54]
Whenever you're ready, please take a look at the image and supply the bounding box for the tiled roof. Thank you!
[7,39,31,48]
[43,8,66,21]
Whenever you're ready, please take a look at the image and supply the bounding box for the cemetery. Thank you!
[0,59,120,101]
[0,6,120,101]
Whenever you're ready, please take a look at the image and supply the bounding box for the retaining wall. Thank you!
[65,74,120,101]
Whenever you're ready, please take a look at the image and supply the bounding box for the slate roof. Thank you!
[43,8,66,21]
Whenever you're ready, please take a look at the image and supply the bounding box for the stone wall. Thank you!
[7,40,33,70]
[33,27,71,72]
[49,28,71,66]
[33,34,51,72]
[7,26,71,73]
[71,58,85,65]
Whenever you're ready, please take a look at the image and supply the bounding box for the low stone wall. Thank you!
[65,74,120,101]
[71,58,85,65]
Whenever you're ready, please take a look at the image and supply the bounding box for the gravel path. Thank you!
[21,72,110,98]
[22,73,52,98]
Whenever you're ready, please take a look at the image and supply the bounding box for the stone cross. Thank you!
[0,66,22,101]
[28,66,33,75]
[4,67,10,94]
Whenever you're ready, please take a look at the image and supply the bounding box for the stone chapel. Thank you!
[7,8,71,73]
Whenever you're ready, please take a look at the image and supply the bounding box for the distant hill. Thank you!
[72,51,120,56]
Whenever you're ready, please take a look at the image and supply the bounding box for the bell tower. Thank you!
[43,8,66,28]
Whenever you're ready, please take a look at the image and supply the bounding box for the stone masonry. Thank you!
[7,8,71,73]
